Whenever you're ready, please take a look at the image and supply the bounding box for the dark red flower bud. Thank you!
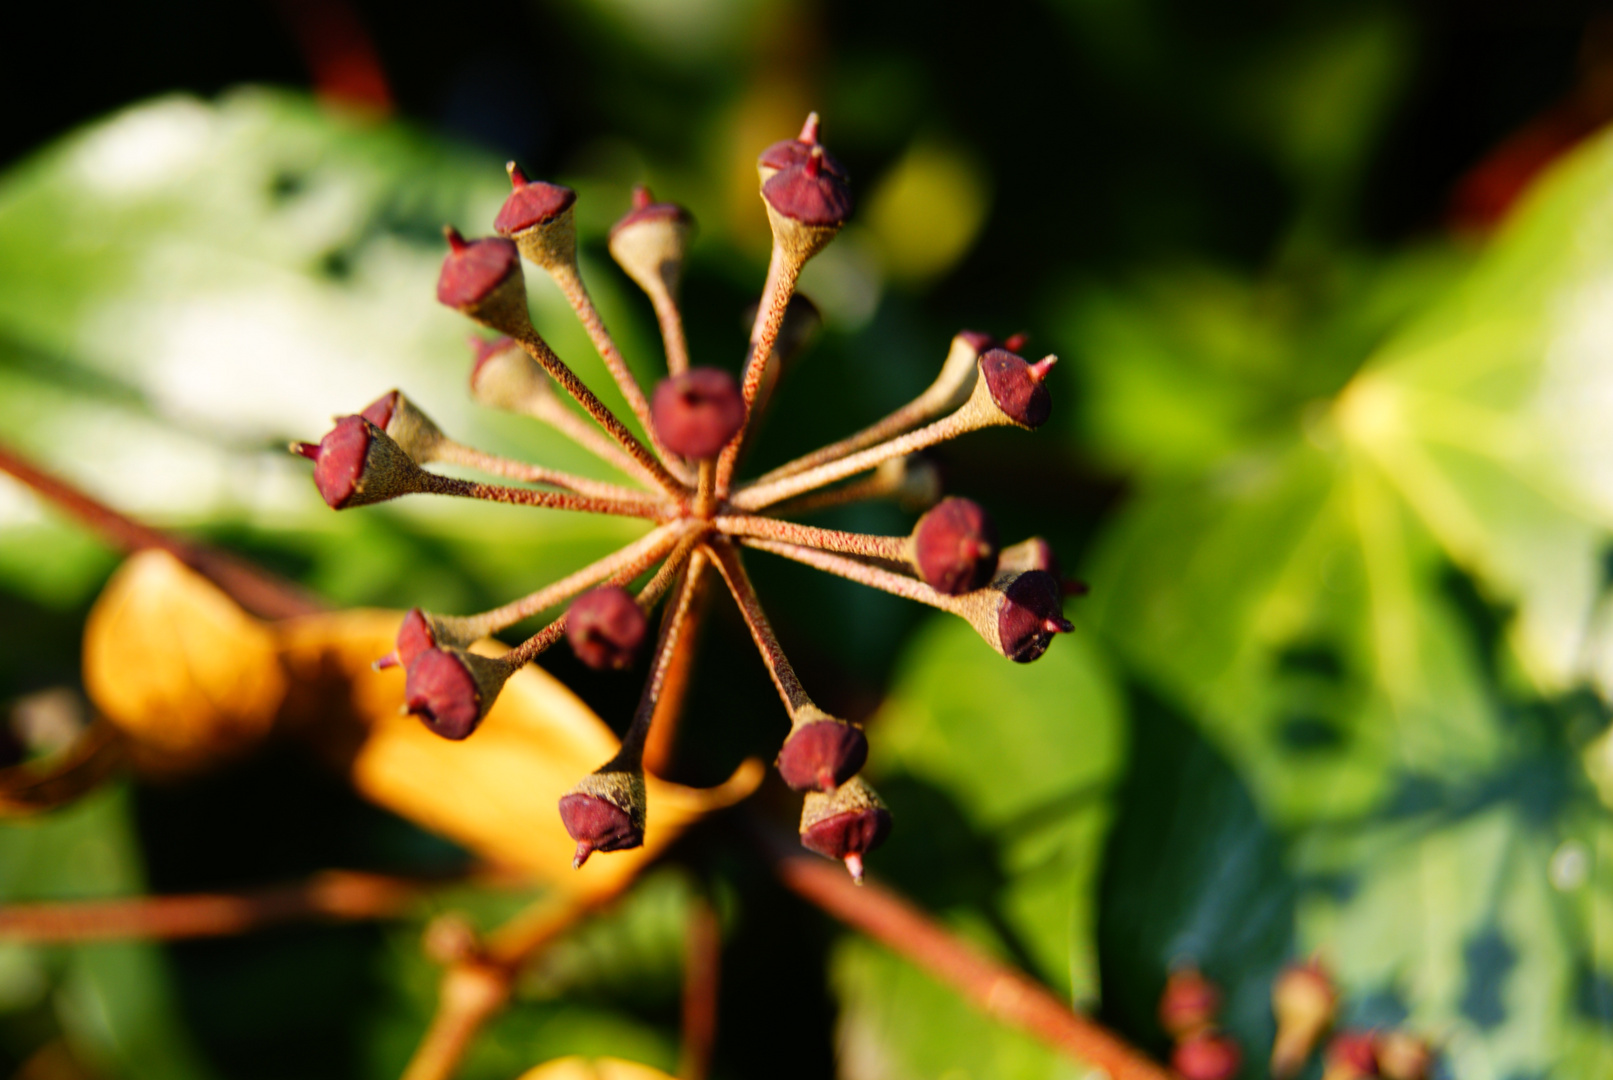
[404,647,507,741]
[1173,1031,1243,1080]
[293,414,424,510]
[436,227,522,312]
[995,570,1074,663]
[360,391,397,429]
[911,496,999,595]
[493,164,577,237]
[609,184,694,237]
[565,586,648,671]
[757,112,849,181]
[762,150,853,228]
[1160,966,1222,1039]
[651,367,745,459]
[800,776,891,883]
[776,714,868,792]
[559,768,646,867]
[1324,1032,1380,1080]
[978,349,1053,429]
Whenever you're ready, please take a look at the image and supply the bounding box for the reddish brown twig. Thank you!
[0,441,323,620]
[753,824,1173,1080]
[0,870,429,942]
[679,892,722,1080]
[0,720,125,817]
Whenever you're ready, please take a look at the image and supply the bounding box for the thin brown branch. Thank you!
[548,263,687,479]
[434,440,659,503]
[613,542,710,770]
[753,825,1173,1080]
[0,871,430,942]
[714,515,908,563]
[650,284,691,376]
[643,551,711,778]
[0,720,125,817]
[0,441,324,620]
[424,473,670,520]
[704,540,812,715]
[679,892,721,1080]
[736,537,947,611]
[513,330,685,496]
[714,243,802,495]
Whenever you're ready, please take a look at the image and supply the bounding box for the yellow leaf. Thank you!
[82,550,287,770]
[276,608,762,899]
[516,1056,677,1080]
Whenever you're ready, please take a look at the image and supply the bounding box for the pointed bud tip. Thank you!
[372,653,399,671]
[1028,355,1057,383]
[443,225,467,251]
[572,841,593,869]
[290,441,319,460]
[844,853,865,883]
[1003,332,1030,353]
[631,184,653,209]
[506,161,528,188]
[799,112,821,144]
[1063,578,1090,597]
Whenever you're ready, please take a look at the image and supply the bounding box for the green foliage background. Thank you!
[2,2,1612,1078]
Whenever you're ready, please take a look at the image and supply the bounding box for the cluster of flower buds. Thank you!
[293,114,1079,881]
[1157,966,1242,1080]
[1271,960,1434,1080]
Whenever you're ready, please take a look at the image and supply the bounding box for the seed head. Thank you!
[990,570,1074,662]
[651,368,745,459]
[757,112,849,182]
[436,228,522,313]
[566,586,648,670]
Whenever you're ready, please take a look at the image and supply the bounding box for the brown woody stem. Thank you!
[679,892,722,1080]
[548,262,688,479]
[735,538,952,613]
[612,544,709,771]
[714,243,804,495]
[0,441,323,620]
[732,409,977,512]
[0,871,431,942]
[643,551,712,778]
[422,473,670,520]
[528,394,655,483]
[459,521,692,640]
[649,281,692,376]
[704,540,813,716]
[754,825,1173,1080]
[512,329,685,495]
[714,515,908,563]
[434,440,660,504]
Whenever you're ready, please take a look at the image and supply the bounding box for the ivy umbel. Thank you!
[292,115,1076,882]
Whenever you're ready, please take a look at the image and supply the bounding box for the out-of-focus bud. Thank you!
[1272,959,1339,1078]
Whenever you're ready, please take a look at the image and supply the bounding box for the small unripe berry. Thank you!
[776,712,868,792]
[651,368,745,459]
[1272,959,1339,1078]
[436,228,522,312]
[1375,1032,1432,1080]
[292,415,425,510]
[493,165,576,236]
[911,497,999,595]
[559,768,646,867]
[994,570,1074,662]
[800,775,891,883]
[1172,1031,1243,1080]
[978,348,1054,429]
[403,647,509,741]
[762,150,853,228]
[566,586,648,670]
[1323,1032,1379,1080]
[1159,966,1222,1039]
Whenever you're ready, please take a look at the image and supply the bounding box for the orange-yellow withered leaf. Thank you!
[83,550,288,770]
[516,1056,677,1080]
[82,552,761,896]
